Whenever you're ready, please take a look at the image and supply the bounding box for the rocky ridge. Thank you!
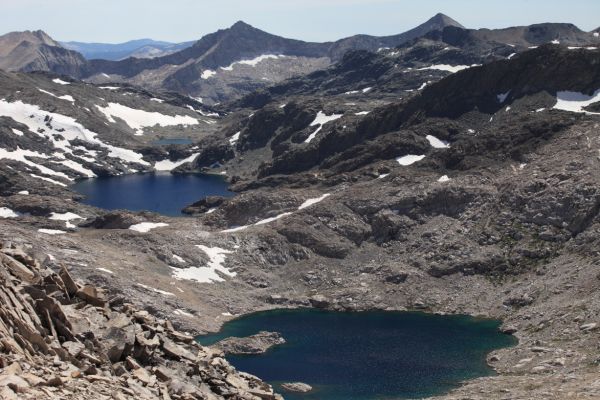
[0,242,281,399]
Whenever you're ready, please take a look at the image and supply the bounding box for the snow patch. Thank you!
[419,64,477,73]
[201,70,216,79]
[425,135,450,149]
[30,174,67,187]
[128,222,169,233]
[304,111,343,143]
[52,78,70,85]
[49,212,83,228]
[0,207,19,218]
[355,111,370,116]
[38,89,75,102]
[298,193,331,210]
[11,128,23,136]
[0,99,149,166]
[17,190,29,195]
[154,153,199,171]
[174,309,194,317]
[136,283,175,296]
[95,103,199,135]
[229,131,241,145]
[38,229,66,235]
[438,175,451,182]
[173,255,186,263]
[221,55,282,71]
[553,89,600,114]
[396,155,426,166]
[172,245,235,283]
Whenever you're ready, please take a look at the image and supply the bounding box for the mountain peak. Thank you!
[230,20,255,31]
[427,13,465,29]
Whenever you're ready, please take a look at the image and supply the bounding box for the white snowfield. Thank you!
[298,193,331,210]
[38,89,74,103]
[0,207,19,218]
[221,54,282,71]
[0,99,150,176]
[201,70,216,79]
[49,212,83,228]
[30,174,67,187]
[304,111,343,143]
[11,128,23,136]
[396,154,426,166]
[52,78,70,85]
[38,229,66,235]
[425,135,450,149]
[0,147,71,180]
[172,245,235,283]
[553,90,600,114]
[95,103,199,135]
[418,64,478,73]
[128,222,169,233]
[98,86,120,90]
[154,153,199,171]
[438,175,451,182]
[229,131,241,145]
[222,193,332,233]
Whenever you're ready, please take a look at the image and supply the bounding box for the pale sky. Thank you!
[1,0,599,44]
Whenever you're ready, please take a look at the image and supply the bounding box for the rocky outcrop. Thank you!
[280,382,312,393]
[213,331,286,355]
[0,243,281,399]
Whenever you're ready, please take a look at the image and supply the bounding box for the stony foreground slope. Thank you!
[0,243,280,399]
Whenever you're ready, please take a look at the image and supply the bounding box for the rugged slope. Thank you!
[0,70,217,190]
[0,243,280,399]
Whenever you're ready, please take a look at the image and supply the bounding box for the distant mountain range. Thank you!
[0,14,598,104]
[60,39,196,60]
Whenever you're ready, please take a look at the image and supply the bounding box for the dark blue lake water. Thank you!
[72,173,233,216]
[152,138,194,145]
[199,309,516,400]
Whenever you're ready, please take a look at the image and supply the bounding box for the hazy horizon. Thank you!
[1,0,599,44]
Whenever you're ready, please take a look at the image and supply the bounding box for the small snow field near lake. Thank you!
[305,111,343,143]
[52,78,70,85]
[254,212,293,226]
[0,147,70,180]
[17,191,29,195]
[426,135,450,149]
[0,99,149,167]
[49,212,83,228]
[0,207,19,218]
[128,222,169,233]
[154,153,199,171]
[397,155,426,166]
[95,103,199,135]
[553,89,600,114]
[172,245,235,283]
[438,175,451,182]
[173,255,186,263]
[38,229,67,235]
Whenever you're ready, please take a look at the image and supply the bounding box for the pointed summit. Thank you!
[422,13,465,30]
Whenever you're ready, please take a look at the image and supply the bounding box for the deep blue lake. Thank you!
[152,138,194,145]
[198,309,516,400]
[72,173,233,216]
